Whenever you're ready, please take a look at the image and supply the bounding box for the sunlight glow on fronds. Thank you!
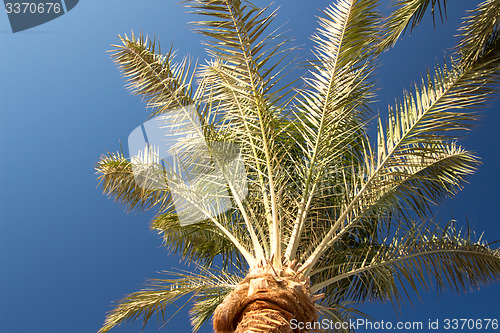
[285,0,379,262]
[98,0,500,331]
[300,48,500,274]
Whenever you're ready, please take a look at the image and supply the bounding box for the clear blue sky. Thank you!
[0,1,499,333]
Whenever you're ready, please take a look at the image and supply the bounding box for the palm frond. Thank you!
[152,212,244,269]
[378,0,447,52]
[315,301,369,333]
[298,142,479,270]
[301,47,500,273]
[367,143,479,219]
[98,268,241,333]
[285,0,380,262]
[185,0,291,97]
[185,0,296,266]
[98,1,500,331]
[456,0,500,67]
[310,221,500,309]
[96,151,172,211]
[110,31,196,118]
[159,162,258,266]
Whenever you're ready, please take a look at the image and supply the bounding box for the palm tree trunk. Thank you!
[213,263,318,333]
[235,305,293,333]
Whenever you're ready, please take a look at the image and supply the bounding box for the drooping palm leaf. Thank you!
[301,47,500,273]
[457,0,500,67]
[152,211,244,269]
[310,221,500,309]
[96,151,173,212]
[105,28,264,265]
[98,268,241,333]
[379,0,447,51]
[110,32,197,117]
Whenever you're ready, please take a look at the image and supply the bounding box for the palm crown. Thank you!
[96,0,500,332]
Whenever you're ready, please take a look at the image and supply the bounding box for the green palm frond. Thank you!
[379,0,447,51]
[159,165,257,266]
[297,142,479,269]
[98,268,241,333]
[152,212,244,269]
[301,48,500,273]
[105,26,263,265]
[185,0,291,97]
[285,0,379,262]
[315,301,369,333]
[184,0,297,265]
[189,284,234,332]
[379,56,496,149]
[97,0,500,331]
[96,151,172,211]
[366,143,478,219]
[310,221,500,309]
[457,0,500,67]
[110,32,196,118]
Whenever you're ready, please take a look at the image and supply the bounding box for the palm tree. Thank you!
[96,0,500,332]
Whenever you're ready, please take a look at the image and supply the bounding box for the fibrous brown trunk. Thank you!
[213,262,318,333]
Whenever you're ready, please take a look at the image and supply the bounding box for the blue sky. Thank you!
[0,1,499,333]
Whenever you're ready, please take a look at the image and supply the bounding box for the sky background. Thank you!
[0,1,499,333]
